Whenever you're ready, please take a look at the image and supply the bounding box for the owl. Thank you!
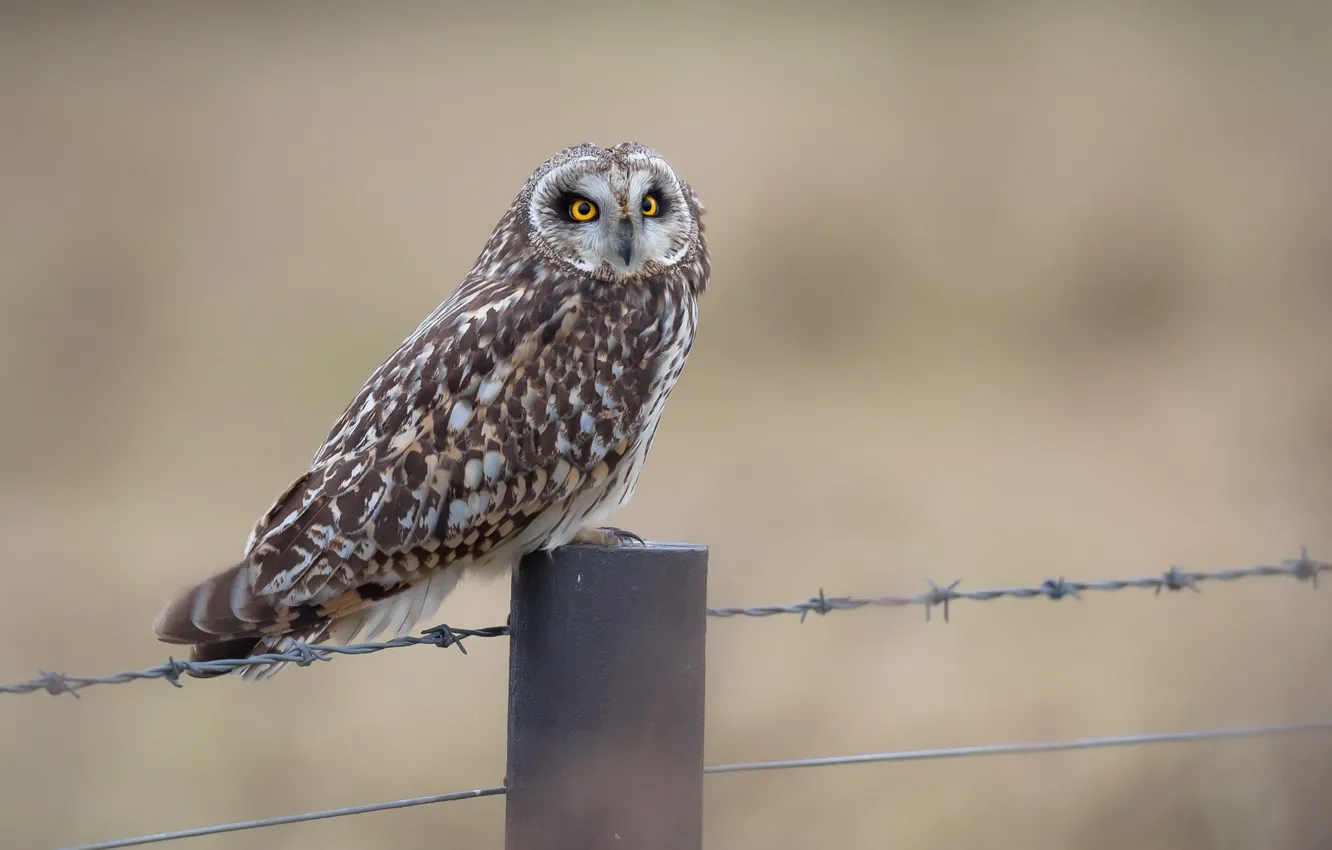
[153,141,709,680]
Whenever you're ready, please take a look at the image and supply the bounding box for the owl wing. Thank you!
[154,278,650,649]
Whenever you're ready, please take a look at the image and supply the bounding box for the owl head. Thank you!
[517,142,705,283]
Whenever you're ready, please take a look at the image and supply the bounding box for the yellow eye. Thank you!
[641,194,659,216]
[569,198,598,221]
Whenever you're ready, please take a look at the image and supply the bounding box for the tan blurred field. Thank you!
[2,4,1332,849]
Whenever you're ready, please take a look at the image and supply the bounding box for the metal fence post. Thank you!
[504,541,709,850]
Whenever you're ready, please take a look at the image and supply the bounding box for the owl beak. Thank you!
[615,217,634,267]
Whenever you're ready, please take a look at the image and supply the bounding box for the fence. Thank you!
[3,545,1330,849]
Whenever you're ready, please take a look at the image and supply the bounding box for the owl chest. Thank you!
[635,305,696,436]
[579,293,697,503]
[527,310,694,547]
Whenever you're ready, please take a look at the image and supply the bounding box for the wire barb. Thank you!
[1288,545,1321,588]
[799,588,831,622]
[922,578,963,622]
[1157,566,1201,594]
[3,550,1328,697]
[1039,577,1080,600]
[159,658,189,689]
[38,670,77,698]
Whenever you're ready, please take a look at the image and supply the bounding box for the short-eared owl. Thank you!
[153,142,709,679]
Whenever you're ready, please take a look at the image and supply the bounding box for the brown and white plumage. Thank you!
[153,142,709,679]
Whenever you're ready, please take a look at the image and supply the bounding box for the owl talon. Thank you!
[571,526,646,547]
[604,526,645,546]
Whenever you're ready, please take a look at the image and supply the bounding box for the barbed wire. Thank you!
[3,548,1325,698]
[706,547,1327,622]
[0,625,511,697]
[55,719,1332,850]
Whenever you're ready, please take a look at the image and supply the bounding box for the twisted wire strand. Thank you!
[55,720,1332,850]
[706,548,1326,622]
[0,625,511,696]
[3,549,1325,697]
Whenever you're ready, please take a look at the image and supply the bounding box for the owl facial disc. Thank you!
[524,142,699,282]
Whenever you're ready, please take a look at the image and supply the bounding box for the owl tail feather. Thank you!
[153,562,462,681]
[152,561,329,680]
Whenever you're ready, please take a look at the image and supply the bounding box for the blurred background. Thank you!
[2,2,1331,848]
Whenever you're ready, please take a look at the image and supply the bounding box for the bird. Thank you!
[152,141,709,680]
